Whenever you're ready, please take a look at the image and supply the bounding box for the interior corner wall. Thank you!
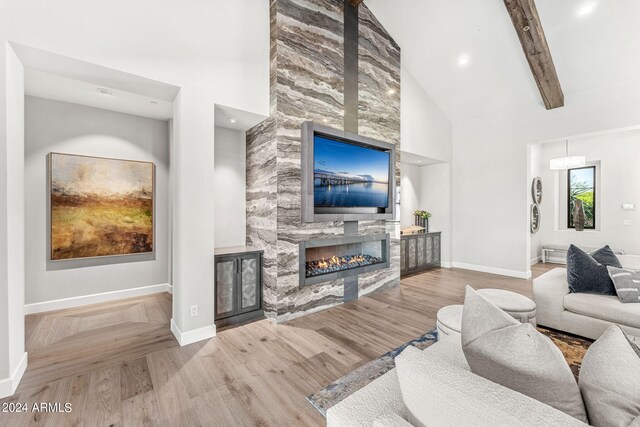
[400,163,421,228]
[529,143,542,264]
[0,42,25,391]
[24,96,170,304]
[401,67,452,162]
[170,89,216,335]
[214,126,246,248]
[421,162,451,266]
[453,78,640,277]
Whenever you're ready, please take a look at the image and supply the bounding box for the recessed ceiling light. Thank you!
[417,160,422,163]
[457,54,470,67]
[323,118,329,123]
[150,100,159,105]
[96,88,113,96]
[577,2,596,16]
[227,117,238,124]
[387,88,396,95]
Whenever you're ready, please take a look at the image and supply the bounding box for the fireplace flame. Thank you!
[314,254,369,269]
[306,252,383,278]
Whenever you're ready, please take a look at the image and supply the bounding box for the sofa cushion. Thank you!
[395,345,587,427]
[579,325,640,427]
[591,245,624,268]
[461,286,588,422]
[563,293,640,329]
[567,245,620,296]
[607,266,640,303]
[326,334,468,427]
[423,332,470,371]
[371,413,412,427]
[326,368,405,427]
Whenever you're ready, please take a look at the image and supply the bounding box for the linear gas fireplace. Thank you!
[299,233,390,287]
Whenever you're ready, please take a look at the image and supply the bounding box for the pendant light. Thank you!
[549,140,585,170]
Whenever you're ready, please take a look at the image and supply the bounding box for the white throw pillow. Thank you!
[461,286,588,423]
[395,345,587,427]
[579,325,640,427]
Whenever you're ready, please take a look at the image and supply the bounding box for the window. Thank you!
[568,166,596,229]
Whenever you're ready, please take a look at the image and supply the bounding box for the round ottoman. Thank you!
[436,304,463,340]
[476,288,537,326]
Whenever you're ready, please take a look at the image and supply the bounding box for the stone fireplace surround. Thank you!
[246,0,401,323]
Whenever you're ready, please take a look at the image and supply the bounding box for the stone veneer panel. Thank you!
[356,6,401,298]
[246,117,278,316]
[247,0,401,322]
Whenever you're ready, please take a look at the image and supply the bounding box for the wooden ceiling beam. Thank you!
[349,0,364,6]
[503,0,564,109]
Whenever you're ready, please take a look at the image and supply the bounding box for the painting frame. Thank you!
[48,152,155,261]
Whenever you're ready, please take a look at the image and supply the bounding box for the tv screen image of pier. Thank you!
[313,135,390,208]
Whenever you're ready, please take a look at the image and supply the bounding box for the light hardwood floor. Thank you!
[0,264,555,426]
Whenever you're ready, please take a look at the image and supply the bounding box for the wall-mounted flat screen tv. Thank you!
[313,136,390,208]
[301,121,396,222]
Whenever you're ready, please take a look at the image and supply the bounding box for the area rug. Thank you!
[307,330,438,416]
[307,327,593,417]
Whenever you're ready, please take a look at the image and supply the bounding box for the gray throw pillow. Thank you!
[567,245,620,295]
[461,286,588,423]
[607,266,640,303]
[579,325,640,427]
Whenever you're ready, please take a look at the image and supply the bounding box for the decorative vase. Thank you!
[414,215,423,228]
[573,199,585,231]
[424,218,429,233]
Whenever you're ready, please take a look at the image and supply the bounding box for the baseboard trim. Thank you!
[440,261,452,268]
[170,319,216,346]
[0,352,28,398]
[530,256,542,266]
[24,283,171,314]
[451,262,531,279]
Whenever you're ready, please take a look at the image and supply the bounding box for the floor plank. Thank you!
[0,264,556,426]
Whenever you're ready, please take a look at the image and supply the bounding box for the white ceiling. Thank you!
[15,43,179,121]
[366,0,640,123]
[400,150,443,166]
[26,70,174,120]
[214,104,268,132]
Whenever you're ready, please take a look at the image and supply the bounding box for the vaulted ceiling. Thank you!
[366,0,640,122]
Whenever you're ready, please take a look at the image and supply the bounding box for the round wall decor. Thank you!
[531,177,542,204]
[530,204,540,234]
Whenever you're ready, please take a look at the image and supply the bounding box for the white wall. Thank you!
[421,163,452,266]
[453,77,640,278]
[400,163,422,228]
[400,67,454,267]
[0,0,270,363]
[214,127,246,248]
[529,143,543,264]
[401,68,452,162]
[532,129,640,260]
[24,96,170,304]
[0,43,26,395]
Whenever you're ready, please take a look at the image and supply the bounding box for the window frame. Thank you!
[567,165,596,230]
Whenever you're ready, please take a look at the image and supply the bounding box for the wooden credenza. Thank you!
[214,246,264,328]
[400,232,441,277]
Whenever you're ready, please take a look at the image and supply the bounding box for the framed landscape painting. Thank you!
[49,153,154,260]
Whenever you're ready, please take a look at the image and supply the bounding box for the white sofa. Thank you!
[326,334,586,427]
[533,254,640,340]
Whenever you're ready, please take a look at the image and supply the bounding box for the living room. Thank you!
[0,0,639,426]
